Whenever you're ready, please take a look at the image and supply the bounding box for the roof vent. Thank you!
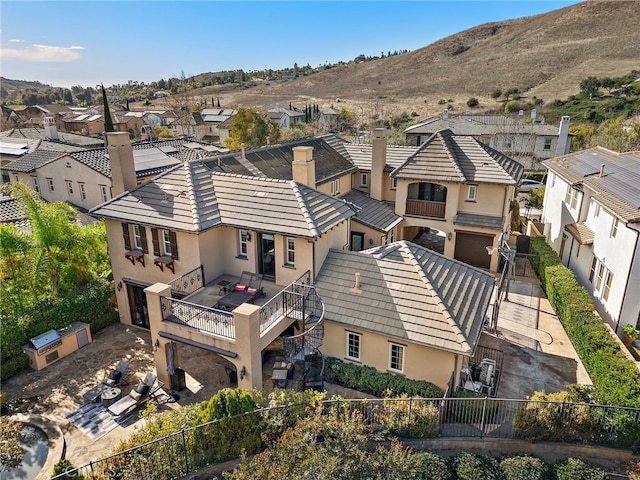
[599,164,605,178]
[350,272,362,293]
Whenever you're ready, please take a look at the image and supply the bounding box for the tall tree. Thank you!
[224,107,281,150]
[101,84,114,133]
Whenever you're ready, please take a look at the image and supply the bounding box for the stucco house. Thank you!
[90,133,496,393]
[405,111,572,171]
[541,147,640,336]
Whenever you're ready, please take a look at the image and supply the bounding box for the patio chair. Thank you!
[107,373,162,417]
[216,271,265,309]
[103,359,129,387]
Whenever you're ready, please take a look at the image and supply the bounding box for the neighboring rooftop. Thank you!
[340,189,402,233]
[315,241,495,355]
[0,127,104,147]
[343,143,418,171]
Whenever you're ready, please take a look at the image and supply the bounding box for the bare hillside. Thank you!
[186,1,640,119]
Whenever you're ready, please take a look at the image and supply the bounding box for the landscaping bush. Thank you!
[324,357,443,398]
[409,452,452,480]
[501,455,551,480]
[373,396,439,437]
[453,452,504,480]
[52,459,84,479]
[554,457,606,480]
[529,238,640,409]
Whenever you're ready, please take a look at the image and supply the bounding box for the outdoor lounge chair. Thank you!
[103,359,129,387]
[216,271,265,309]
[107,373,162,417]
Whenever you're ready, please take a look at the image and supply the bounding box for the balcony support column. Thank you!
[233,303,263,390]
[145,282,172,389]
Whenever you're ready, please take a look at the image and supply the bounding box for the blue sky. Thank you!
[1,1,582,88]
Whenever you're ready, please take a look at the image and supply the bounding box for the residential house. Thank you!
[391,128,524,271]
[170,109,236,144]
[63,112,104,135]
[90,133,496,393]
[318,106,340,132]
[1,105,23,130]
[267,107,305,129]
[405,111,572,171]
[541,147,640,335]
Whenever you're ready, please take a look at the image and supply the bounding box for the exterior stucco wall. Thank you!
[313,221,349,280]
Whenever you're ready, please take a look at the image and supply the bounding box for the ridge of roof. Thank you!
[439,129,467,182]
[291,181,319,237]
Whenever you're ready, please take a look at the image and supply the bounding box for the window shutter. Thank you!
[151,228,160,256]
[169,231,179,260]
[122,223,131,251]
[139,226,149,254]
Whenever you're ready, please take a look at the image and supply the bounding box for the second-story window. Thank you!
[330,179,340,196]
[565,186,578,209]
[47,178,54,192]
[286,237,295,265]
[467,185,477,201]
[162,229,172,256]
[66,181,74,196]
[150,228,179,260]
[32,176,40,193]
[133,224,143,250]
[589,256,597,283]
[360,173,368,187]
[611,218,619,238]
[79,183,87,200]
[543,138,553,150]
[100,185,109,203]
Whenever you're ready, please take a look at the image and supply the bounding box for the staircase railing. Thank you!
[282,286,325,362]
[259,270,312,334]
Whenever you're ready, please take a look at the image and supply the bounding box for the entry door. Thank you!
[351,232,364,251]
[260,233,276,280]
[129,285,150,329]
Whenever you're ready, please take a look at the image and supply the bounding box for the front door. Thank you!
[260,233,276,280]
[128,284,149,329]
[351,232,364,251]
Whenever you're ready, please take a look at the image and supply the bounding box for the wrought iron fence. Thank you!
[52,397,640,479]
[168,265,204,298]
[161,296,235,339]
[258,270,311,333]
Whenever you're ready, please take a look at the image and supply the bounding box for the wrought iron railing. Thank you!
[168,265,204,298]
[52,397,640,479]
[405,199,446,218]
[258,270,312,334]
[282,287,325,362]
[161,296,234,339]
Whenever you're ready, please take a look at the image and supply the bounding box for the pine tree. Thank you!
[101,84,114,133]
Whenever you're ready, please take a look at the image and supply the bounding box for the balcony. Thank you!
[405,199,446,219]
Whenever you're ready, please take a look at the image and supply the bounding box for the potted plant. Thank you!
[621,324,639,346]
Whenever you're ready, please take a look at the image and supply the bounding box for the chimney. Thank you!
[241,143,246,159]
[555,116,571,156]
[107,132,136,196]
[599,164,605,178]
[442,109,449,119]
[350,272,362,293]
[292,146,315,188]
[371,128,387,201]
[43,117,58,140]
[531,109,537,123]
[518,110,524,119]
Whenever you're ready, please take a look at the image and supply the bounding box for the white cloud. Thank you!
[1,44,85,62]
[8,39,25,43]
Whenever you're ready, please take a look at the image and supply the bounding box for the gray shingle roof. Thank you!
[404,114,562,136]
[315,241,495,355]
[4,150,66,173]
[391,129,523,185]
[0,194,26,225]
[454,212,505,230]
[340,189,402,233]
[543,147,640,223]
[0,128,103,147]
[90,163,357,237]
[344,143,418,171]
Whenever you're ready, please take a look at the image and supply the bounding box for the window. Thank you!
[330,179,340,196]
[504,139,512,149]
[100,185,109,202]
[611,218,619,238]
[161,229,172,256]
[286,237,295,265]
[595,263,605,291]
[66,181,74,196]
[346,332,361,361]
[239,230,249,257]
[133,224,143,250]
[388,229,395,244]
[565,186,578,209]
[589,257,597,283]
[360,173,368,187]
[79,183,86,200]
[47,178,55,192]
[543,138,553,150]
[467,185,477,201]
[32,176,40,193]
[603,272,614,300]
[389,343,404,373]
[392,177,398,190]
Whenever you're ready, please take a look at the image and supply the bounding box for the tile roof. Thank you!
[343,143,418,171]
[0,128,103,147]
[454,212,506,230]
[340,189,402,233]
[90,164,357,237]
[543,147,640,223]
[391,129,523,185]
[565,222,595,245]
[0,194,27,225]
[315,241,495,355]
[404,114,561,136]
[4,150,66,173]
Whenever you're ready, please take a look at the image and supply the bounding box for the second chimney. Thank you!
[371,128,387,201]
[107,132,136,196]
[292,146,315,189]
[555,116,571,156]
[43,117,58,140]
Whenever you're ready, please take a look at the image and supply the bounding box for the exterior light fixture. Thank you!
[447,232,453,241]
[116,281,123,292]
[239,366,247,380]
[152,339,160,352]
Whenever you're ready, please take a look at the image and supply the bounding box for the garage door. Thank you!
[454,232,494,269]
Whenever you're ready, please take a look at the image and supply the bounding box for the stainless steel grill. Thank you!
[29,329,62,355]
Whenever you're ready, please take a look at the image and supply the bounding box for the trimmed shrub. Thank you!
[409,452,452,480]
[373,396,439,437]
[324,357,443,398]
[52,459,84,479]
[453,452,505,480]
[501,455,551,480]
[554,457,606,480]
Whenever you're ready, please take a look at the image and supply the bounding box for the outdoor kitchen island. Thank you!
[22,321,92,370]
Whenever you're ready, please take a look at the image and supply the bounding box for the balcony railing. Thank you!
[405,199,446,218]
[259,270,312,334]
[169,265,204,299]
[161,296,234,339]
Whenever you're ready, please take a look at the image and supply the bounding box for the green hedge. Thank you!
[0,279,118,380]
[529,237,640,408]
[324,357,443,398]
